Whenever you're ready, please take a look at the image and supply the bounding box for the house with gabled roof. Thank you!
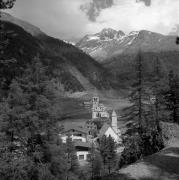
[60,124,89,143]
[74,141,91,165]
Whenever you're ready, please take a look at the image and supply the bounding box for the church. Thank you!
[92,97,109,119]
[59,96,122,164]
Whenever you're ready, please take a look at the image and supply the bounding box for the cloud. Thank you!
[85,0,179,35]
[8,0,89,41]
[136,0,151,6]
[7,0,179,42]
[80,0,152,22]
[80,0,114,21]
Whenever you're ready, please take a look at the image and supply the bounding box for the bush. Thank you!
[118,128,164,169]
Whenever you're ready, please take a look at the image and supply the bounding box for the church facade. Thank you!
[92,97,109,119]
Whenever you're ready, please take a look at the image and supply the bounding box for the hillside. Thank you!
[1,13,120,94]
[77,28,179,85]
[77,28,179,62]
[102,122,179,180]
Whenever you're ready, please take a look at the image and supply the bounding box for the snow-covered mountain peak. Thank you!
[76,28,177,62]
[96,28,125,40]
[128,31,140,36]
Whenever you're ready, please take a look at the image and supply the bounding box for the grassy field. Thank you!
[59,90,130,127]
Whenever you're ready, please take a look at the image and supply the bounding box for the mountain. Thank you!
[77,28,179,85]
[0,13,121,94]
[76,28,126,62]
[1,12,45,36]
[76,28,179,63]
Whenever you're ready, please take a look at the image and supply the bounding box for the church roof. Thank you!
[99,123,118,138]
[99,123,110,137]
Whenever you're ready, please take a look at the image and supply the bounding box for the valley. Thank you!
[1,9,179,180]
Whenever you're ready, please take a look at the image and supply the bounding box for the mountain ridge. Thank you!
[1,13,121,94]
[76,28,179,62]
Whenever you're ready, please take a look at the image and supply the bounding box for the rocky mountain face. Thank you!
[76,28,179,63]
[1,13,121,93]
[77,28,179,86]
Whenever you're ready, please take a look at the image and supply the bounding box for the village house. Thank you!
[59,97,123,164]
[60,124,88,143]
[74,141,91,165]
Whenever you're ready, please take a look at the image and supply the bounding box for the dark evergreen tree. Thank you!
[0,0,17,96]
[87,143,103,180]
[165,70,179,123]
[120,53,164,169]
[149,57,165,130]
[99,135,116,174]
[65,135,78,173]
[0,57,68,179]
[123,51,148,132]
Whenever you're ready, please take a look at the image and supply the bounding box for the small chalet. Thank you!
[74,141,91,165]
[60,124,88,143]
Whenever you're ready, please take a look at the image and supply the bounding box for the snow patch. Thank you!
[129,31,139,36]
[87,36,100,41]
[63,40,75,45]
[127,37,136,45]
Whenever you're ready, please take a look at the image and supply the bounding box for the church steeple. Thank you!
[111,110,118,133]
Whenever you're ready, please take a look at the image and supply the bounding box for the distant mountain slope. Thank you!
[77,28,179,62]
[1,12,45,36]
[77,28,179,85]
[1,13,120,92]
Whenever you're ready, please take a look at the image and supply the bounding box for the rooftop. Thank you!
[99,123,111,137]
[74,141,91,148]
[60,124,89,134]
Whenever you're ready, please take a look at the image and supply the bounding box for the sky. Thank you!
[6,0,179,42]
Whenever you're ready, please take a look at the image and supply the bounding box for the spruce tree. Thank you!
[165,70,179,123]
[99,135,116,174]
[65,135,78,172]
[123,51,147,132]
[87,143,103,179]
[0,0,17,93]
[0,57,68,179]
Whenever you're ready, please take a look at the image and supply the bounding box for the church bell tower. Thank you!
[111,110,118,133]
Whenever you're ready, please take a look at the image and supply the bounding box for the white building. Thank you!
[99,123,122,144]
[59,125,91,166]
[74,141,91,166]
[111,110,118,134]
[92,97,109,119]
[60,125,88,143]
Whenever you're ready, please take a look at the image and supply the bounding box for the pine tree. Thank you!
[165,70,179,123]
[99,135,116,174]
[123,51,147,132]
[0,0,17,93]
[65,135,78,172]
[0,57,68,179]
[87,143,103,179]
[149,57,164,131]
[120,53,164,168]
